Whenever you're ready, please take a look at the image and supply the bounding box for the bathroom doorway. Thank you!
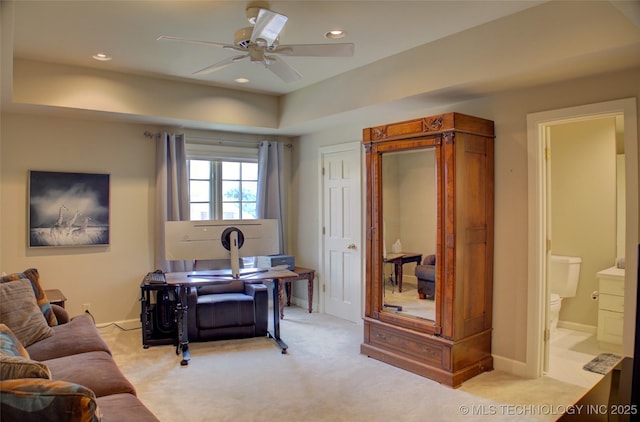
[544,116,620,387]
[526,98,639,383]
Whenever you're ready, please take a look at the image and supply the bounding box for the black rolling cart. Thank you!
[140,279,178,348]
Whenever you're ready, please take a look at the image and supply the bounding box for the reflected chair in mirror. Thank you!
[415,254,436,300]
[186,259,269,341]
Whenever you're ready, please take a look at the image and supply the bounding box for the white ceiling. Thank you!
[3,1,640,135]
[8,0,544,95]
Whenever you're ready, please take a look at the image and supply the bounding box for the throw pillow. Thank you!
[0,355,51,380]
[0,323,30,359]
[0,379,102,422]
[0,278,54,347]
[0,269,58,327]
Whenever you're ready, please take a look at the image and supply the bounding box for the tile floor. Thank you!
[545,327,616,389]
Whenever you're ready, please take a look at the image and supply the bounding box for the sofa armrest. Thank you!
[50,304,69,325]
[415,264,436,282]
[244,282,267,298]
[0,378,101,422]
[422,254,436,266]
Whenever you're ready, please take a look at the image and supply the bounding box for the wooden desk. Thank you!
[384,252,422,292]
[165,268,298,364]
[45,289,67,308]
[278,267,316,319]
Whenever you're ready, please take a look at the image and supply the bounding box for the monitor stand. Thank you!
[229,230,240,279]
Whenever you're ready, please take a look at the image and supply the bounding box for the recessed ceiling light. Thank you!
[92,53,112,61]
[235,77,250,84]
[325,30,346,40]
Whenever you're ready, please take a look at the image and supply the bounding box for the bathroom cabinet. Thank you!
[597,266,625,348]
[360,112,495,387]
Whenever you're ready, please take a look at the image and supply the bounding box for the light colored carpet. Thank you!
[99,307,589,421]
[384,281,435,320]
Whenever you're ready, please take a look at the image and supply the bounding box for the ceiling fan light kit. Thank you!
[245,7,261,25]
[158,6,355,83]
[234,27,254,48]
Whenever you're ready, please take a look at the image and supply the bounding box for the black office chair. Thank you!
[185,260,269,341]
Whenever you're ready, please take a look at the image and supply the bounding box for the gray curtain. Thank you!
[257,141,285,254]
[155,132,193,272]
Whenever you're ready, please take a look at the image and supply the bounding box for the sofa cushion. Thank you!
[26,314,110,362]
[96,393,160,422]
[0,378,102,422]
[0,355,51,380]
[1,269,58,327]
[0,323,30,359]
[21,268,58,327]
[45,351,136,398]
[0,278,54,347]
[196,293,255,329]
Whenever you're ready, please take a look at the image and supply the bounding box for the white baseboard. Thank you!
[557,320,597,334]
[492,354,538,379]
[96,318,141,332]
[289,296,312,313]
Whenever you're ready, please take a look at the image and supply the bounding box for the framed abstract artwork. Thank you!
[28,171,110,247]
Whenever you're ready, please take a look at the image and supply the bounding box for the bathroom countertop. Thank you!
[596,266,625,278]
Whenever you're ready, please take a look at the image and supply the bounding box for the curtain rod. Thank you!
[144,131,291,148]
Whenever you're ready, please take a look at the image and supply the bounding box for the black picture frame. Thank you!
[28,170,110,247]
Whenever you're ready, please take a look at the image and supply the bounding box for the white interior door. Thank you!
[320,143,362,323]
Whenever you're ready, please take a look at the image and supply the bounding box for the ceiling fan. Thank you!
[158,7,355,83]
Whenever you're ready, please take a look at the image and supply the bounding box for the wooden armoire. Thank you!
[361,112,494,387]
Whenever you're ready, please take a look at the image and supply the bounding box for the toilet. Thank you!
[549,255,582,332]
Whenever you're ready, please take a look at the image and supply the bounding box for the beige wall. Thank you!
[1,67,638,368]
[294,67,640,366]
[1,114,157,323]
[13,59,280,132]
[550,118,617,329]
[396,150,437,258]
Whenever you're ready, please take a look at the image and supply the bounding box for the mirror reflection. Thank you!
[381,148,437,321]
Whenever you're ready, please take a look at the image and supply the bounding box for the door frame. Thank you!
[525,98,638,378]
[317,141,363,321]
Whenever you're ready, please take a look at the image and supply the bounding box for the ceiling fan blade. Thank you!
[157,35,231,49]
[250,9,288,46]
[273,43,355,57]
[192,55,247,75]
[265,56,302,83]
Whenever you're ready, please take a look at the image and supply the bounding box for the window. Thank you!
[188,159,258,220]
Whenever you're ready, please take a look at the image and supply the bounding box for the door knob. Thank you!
[347,244,357,250]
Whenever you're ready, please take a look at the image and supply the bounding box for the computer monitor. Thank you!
[165,219,280,278]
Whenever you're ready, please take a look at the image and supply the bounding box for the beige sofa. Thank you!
[1,269,158,421]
